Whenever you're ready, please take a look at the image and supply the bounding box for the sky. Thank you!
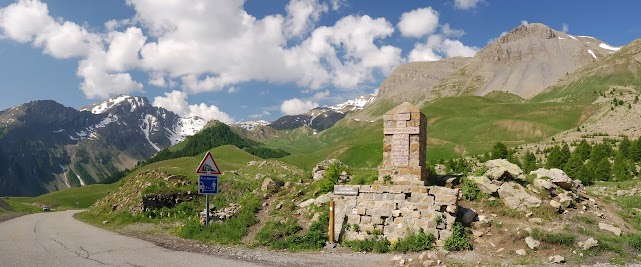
[1,0,640,123]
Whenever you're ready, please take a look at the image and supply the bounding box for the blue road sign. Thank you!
[198,175,218,194]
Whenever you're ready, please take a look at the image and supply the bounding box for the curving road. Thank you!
[0,210,265,267]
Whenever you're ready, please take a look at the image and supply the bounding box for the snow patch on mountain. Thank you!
[83,95,131,114]
[329,94,376,112]
[234,120,270,131]
[70,114,119,141]
[588,49,597,59]
[599,43,621,51]
[140,114,161,151]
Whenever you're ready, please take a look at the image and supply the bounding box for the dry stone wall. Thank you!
[333,184,459,244]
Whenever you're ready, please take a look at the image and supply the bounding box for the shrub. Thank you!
[344,238,390,253]
[255,219,302,246]
[444,222,472,251]
[461,178,482,201]
[473,167,487,176]
[318,162,344,194]
[626,234,641,251]
[391,229,436,252]
[270,212,329,251]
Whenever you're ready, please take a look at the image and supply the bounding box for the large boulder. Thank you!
[261,178,280,192]
[312,159,343,181]
[485,159,523,180]
[532,178,556,191]
[530,168,574,190]
[497,182,542,210]
[470,176,500,195]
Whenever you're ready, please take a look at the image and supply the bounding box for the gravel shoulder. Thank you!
[112,222,391,267]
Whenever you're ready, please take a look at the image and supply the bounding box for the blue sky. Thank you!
[1,0,640,123]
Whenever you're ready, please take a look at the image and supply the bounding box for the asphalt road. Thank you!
[0,210,265,267]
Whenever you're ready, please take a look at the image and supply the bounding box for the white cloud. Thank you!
[397,7,439,38]
[408,35,479,62]
[1,0,403,102]
[521,20,529,26]
[248,111,271,118]
[227,87,239,93]
[454,0,482,10]
[152,90,234,123]
[330,0,346,10]
[284,0,328,38]
[280,98,319,115]
[441,23,465,38]
[562,23,569,33]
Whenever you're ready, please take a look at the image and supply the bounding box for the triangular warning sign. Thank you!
[196,151,221,174]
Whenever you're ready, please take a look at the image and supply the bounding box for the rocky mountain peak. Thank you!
[81,95,151,115]
[497,23,557,44]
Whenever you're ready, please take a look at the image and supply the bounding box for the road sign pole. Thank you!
[205,194,210,226]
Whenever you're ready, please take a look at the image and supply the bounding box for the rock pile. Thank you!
[201,203,242,224]
[470,159,541,210]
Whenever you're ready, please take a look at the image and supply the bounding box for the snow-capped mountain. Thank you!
[0,95,207,196]
[234,120,270,131]
[269,94,376,131]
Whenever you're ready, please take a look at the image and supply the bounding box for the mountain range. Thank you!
[2,22,640,196]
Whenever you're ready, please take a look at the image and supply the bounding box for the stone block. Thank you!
[444,213,456,227]
[446,205,457,214]
[434,193,458,206]
[394,193,406,201]
[371,216,384,225]
[439,230,453,241]
[424,228,439,239]
[347,215,360,224]
[356,207,367,215]
[360,216,372,224]
[408,210,421,218]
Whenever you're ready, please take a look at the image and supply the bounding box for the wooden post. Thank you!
[329,200,335,243]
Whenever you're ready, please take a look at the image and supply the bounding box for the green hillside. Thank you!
[263,92,595,170]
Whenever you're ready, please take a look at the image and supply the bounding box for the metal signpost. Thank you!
[196,152,221,226]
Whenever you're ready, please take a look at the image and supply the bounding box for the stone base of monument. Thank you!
[333,184,459,244]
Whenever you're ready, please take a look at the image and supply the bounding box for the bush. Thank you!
[391,229,436,252]
[270,212,329,251]
[461,178,482,201]
[318,162,345,194]
[444,223,472,251]
[255,219,302,246]
[344,238,390,253]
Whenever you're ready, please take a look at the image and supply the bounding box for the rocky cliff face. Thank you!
[433,23,617,98]
[0,95,206,196]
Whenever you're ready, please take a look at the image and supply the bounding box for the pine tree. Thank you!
[577,165,593,184]
[590,143,611,163]
[613,152,631,181]
[575,139,591,161]
[491,142,508,159]
[522,152,537,173]
[630,137,641,163]
[619,136,631,158]
[564,153,584,179]
[593,158,612,181]
[546,145,568,169]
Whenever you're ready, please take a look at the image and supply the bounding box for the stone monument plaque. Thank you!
[379,102,428,185]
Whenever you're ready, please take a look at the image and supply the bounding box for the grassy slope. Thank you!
[264,93,594,170]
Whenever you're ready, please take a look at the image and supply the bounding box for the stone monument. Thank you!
[332,102,459,244]
[378,102,428,185]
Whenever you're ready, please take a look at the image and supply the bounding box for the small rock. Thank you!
[525,212,533,218]
[525,236,540,250]
[549,255,565,264]
[460,208,478,225]
[102,220,109,224]
[275,201,284,210]
[578,238,598,250]
[496,248,504,253]
[516,249,526,256]
[422,260,436,267]
[558,194,572,208]
[472,230,485,237]
[528,218,543,224]
[598,223,622,236]
[550,200,561,209]
[260,178,279,192]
